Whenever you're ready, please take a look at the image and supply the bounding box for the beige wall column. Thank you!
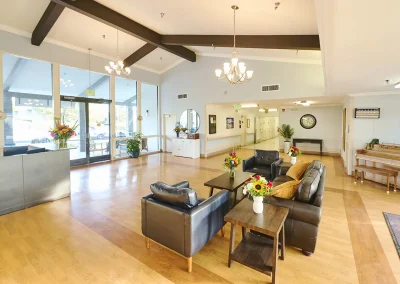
[0,51,4,157]
[110,75,116,160]
[137,81,142,134]
[52,62,61,119]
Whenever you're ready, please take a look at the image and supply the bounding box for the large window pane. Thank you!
[115,77,137,137]
[141,83,158,136]
[3,54,53,146]
[60,65,110,100]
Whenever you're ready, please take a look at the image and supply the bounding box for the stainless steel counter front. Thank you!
[0,149,71,216]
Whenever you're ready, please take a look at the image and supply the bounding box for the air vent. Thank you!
[261,85,280,92]
[177,94,187,99]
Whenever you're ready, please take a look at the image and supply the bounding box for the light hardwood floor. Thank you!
[0,148,400,283]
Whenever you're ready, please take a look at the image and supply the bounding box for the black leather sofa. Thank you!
[142,181,229,272]
[242,150,283,180]
[3,146,46,156]
[262,160,326,256]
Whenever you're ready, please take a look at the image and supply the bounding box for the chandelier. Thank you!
[105,30,131,76]
[215,5,253,84]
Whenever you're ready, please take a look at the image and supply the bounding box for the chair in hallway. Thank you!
[141,137,148,151]
[242,150,283,180]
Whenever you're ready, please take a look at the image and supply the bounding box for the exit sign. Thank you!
[85,89,96,97]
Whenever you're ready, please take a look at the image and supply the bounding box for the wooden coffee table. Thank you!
[204,171,254,208]
[224,199,289,284]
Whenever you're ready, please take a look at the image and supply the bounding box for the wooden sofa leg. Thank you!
[145,237,150,249]
[221,227,225,238]
[187,257,192,272]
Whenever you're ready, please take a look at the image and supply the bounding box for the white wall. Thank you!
[161,56,325,154]
[0,30,160,85]
[279,105,343,154]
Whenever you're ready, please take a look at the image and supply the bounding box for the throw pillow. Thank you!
[274,179,302,199]
[286,162,311,180]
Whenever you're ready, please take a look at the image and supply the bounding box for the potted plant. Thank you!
[278,124,294,154]
[242,175,274,213]
[287,146,302,164]
[127,132,142,158]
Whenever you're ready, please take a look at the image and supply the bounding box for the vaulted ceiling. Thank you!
[0,0,320,73]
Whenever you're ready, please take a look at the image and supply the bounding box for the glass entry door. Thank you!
[61,96,111,166]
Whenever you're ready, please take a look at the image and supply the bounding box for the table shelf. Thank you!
[231,232,281,275]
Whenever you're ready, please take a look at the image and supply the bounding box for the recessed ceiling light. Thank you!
[259,108,265,112]
[269,108,278,112]
[295,101,311,106]
[241,103,258,108]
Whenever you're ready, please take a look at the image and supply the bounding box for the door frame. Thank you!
[162,114,176,152]
[61,96,112,166]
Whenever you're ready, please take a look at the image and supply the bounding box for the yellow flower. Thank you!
[253,181,265,192]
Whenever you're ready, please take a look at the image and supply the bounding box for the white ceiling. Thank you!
[316,0,400,96]
[0,0,319,72]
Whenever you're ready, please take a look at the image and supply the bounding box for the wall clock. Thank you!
[300,114,317,129]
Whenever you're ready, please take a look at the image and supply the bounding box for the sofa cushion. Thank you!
[286,162,310,180]
[295,168,321,203]
[150,182,199,210]
[27,148,46,154]
[274,179,302,199]
[273,175,294,186]
[254,150,279,166]
[305,160,324,176]
[3,146,28,156]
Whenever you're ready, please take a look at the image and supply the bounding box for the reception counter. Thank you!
[0,144,71,216]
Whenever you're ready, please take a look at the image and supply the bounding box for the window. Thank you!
[115,77,137,137]
[60,65,110,100]
[3,54,53,146]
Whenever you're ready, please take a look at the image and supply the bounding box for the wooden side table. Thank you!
[224,199,289,284]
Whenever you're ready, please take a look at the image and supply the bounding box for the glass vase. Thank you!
[253,196,264,214]
[229,169,236,179]
[59,139,68,149]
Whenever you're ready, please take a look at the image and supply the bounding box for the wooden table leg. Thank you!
[279,226,285,260]
[354,169,358,184]
[228,224,236,268]
[387,175,390,194]
[209,187,214,197]
[394,175,397,192]
[232,190,238,208]
[241,227,246,239]
[272,233,278,284]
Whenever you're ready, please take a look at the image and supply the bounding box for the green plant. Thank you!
[367,138,379,149]
[127,132,142,155]
[277,124,294,142]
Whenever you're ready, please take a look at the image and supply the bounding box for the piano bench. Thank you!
[354,165,398,194]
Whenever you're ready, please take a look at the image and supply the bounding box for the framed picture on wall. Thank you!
[209,115,217,134]
[226,117,234,129]
[247,119,250,128]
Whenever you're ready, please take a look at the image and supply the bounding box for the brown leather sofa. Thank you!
[252,160,326,256]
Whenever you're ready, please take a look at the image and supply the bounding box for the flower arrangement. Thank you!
[173,126,181,137]
[243,175,274,197]
[287,146,302,157]
[49,117,78,148]
[223,152,242,178]
[181,127,188,133]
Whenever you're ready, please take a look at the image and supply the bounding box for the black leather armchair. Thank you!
[142,181,229,272]
[242,150,283,180]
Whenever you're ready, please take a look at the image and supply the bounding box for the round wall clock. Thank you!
[300,114,317,129]
[0,111,7,120]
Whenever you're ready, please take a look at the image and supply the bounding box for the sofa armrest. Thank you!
[184,190,230,256]
[271,158,283,180]
[242,156,255,172]
[267,197,321,226]
[141,195,187,256]
[172,181,190,189]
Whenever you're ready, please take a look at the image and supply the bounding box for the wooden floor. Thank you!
[1,148,400,283]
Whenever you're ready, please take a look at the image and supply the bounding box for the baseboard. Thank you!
[279,149,340,157]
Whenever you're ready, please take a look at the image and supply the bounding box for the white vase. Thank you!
[291,156,297,165]
[253,196,264,214]
[283,141,291,154]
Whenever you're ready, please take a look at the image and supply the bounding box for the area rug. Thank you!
[383,212,400,257]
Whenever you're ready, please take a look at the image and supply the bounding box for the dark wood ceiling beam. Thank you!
[31,2,65,46]
[123,43,157,67]
[161,35,320,50]
[51,0,196,62]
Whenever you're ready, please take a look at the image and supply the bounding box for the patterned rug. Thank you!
[383,212,400,257]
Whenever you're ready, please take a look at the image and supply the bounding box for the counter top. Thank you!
[28,143,76,151]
